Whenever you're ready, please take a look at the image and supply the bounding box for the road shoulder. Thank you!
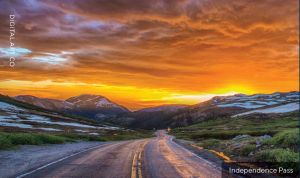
[0,141,106,178]
[173,138,224,168]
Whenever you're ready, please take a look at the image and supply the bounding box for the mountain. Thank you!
[12,91,300,129]
[104,104,188,129]
[137,104,187,113]
[168,91,299,127]
[0,94,119,133]
[14,94,129,121]
[65,94,129,120]
[112,91,299,129]
[209,91,298,109]
[15,95,73,111]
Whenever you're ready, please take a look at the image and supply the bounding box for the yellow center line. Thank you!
[137,151,142,178]
[131,140,149,178]
[131,153,138,178]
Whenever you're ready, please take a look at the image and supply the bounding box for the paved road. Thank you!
[16,131,221,178]
[143,131,221,178]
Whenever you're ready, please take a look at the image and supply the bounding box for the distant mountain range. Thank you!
[10,91,300,129]
[15,94,129,120]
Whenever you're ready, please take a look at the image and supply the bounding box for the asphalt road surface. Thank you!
[15,131,221,178]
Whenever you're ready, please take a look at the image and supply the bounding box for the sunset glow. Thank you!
[0,0,298,110]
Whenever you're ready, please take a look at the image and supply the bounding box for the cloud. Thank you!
[31,53,68,64]
[0,0,298,109]
[0,47,32,57]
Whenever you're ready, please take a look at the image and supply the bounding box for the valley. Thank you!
[0,91,299,178]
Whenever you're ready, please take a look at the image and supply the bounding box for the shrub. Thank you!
[8,133,42,145]
[198,139,220,148]
[190,130,277,140]
[256,148,299,162]
[58,133,106,142]
[35,134,66,144]
[256,148,299,174]
[267,129,299,151]
[240,144,256,156]
[0,132,69,149]
[0,135,12,149]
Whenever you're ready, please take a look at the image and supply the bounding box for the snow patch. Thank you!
[96,98,117,108]
[233,102,299,117]
[217,102,265,109]
[75,129,89,133]
[89,133,99,135]
[0,102,24,111]
[35,127,62,131]
[0,110,119,130]
[0,122,33,128]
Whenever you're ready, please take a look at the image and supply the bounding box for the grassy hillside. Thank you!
[171,112,299,173]
[172,112,298,140]
[0,129,153,150]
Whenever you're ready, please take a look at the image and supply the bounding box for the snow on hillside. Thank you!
[15,94,129,120]
[66,94,129,112]
[217,102,265,109]
[215,92,299,109]
[96,98,118,108]
[233,102,299,117]
[0,102,24,111]
[0,101,119,132]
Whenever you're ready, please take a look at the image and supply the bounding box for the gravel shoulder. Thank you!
[0,141,106,178]
[173,139,224,167]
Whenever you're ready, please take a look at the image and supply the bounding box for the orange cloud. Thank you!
[0,0,298,109]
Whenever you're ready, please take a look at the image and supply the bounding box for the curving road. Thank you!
[16,131,221,178]
[143,131,221,178]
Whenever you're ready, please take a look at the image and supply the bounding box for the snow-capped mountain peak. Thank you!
[96,98,118,108]
[66,94,128,111]
[66,94,105,104]
[14,94,129,121]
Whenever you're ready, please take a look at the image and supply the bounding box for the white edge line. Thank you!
[170,138,222,171]
[16,143,110,178]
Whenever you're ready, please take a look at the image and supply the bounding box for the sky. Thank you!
[0,0,299,110]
